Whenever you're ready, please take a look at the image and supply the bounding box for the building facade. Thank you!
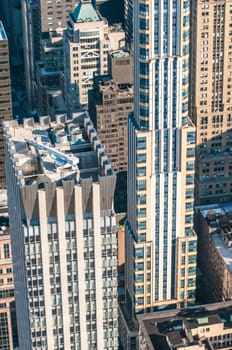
[125,0,197,323]
[0,213,16,350]
[190,0,232,205]
[88,50,133,173]
[4,112,118,350]
[0,22,12,189]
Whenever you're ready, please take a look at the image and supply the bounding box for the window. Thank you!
[4,244,10,259]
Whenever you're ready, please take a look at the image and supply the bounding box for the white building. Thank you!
[64,0,124,111]
[4,112,118,350]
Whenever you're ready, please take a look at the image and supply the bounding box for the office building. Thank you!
[124,0,197,327]
[4,112,118,350]
[190,1,232,205]
[138,302,232,350]
[0,22,12,189]
[64,1,125,111]
[88,49,133,173]
[195,203,232,303]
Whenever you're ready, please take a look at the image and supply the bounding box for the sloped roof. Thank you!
[71,1,101,23]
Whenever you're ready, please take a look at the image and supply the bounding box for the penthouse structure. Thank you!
[195,203,232,303]
[4,112,118,350]
[190,0,232,204]
[138,302,232,350]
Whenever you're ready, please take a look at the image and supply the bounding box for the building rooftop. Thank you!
[71,0,101,23]
[4,112,114,187]
[0,21,7,41]
[196,203,232,273]
[138,302,232,350]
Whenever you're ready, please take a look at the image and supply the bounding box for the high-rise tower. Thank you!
[190,0,232,205]
[125,0,197,319]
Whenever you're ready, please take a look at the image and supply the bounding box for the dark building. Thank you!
[0,22,12,188]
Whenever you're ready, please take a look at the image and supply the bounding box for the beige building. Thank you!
[190,0,232,205]
[4,112,118,350]
[195,203,232,303]
[0,22,12,189]
[0,208,16,350]
[138,302,232,350]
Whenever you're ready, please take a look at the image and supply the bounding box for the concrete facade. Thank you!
[4,112,118,350]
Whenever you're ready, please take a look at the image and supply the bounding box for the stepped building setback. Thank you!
[4,112,118,350]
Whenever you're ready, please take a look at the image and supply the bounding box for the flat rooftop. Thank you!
[4,112,113,187]
[0,21,7,41]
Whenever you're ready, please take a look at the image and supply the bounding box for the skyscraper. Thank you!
[125,0,197,320]
[4,112,118,350]
[0,21,12,188]
[190,0,232,205]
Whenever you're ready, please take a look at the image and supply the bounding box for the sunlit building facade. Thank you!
[125,0,197,320]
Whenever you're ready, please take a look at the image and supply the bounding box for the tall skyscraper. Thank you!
[0,21,12,188]
[4,112,118,350]
[190,0,232,205]
[125,0,197,320]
